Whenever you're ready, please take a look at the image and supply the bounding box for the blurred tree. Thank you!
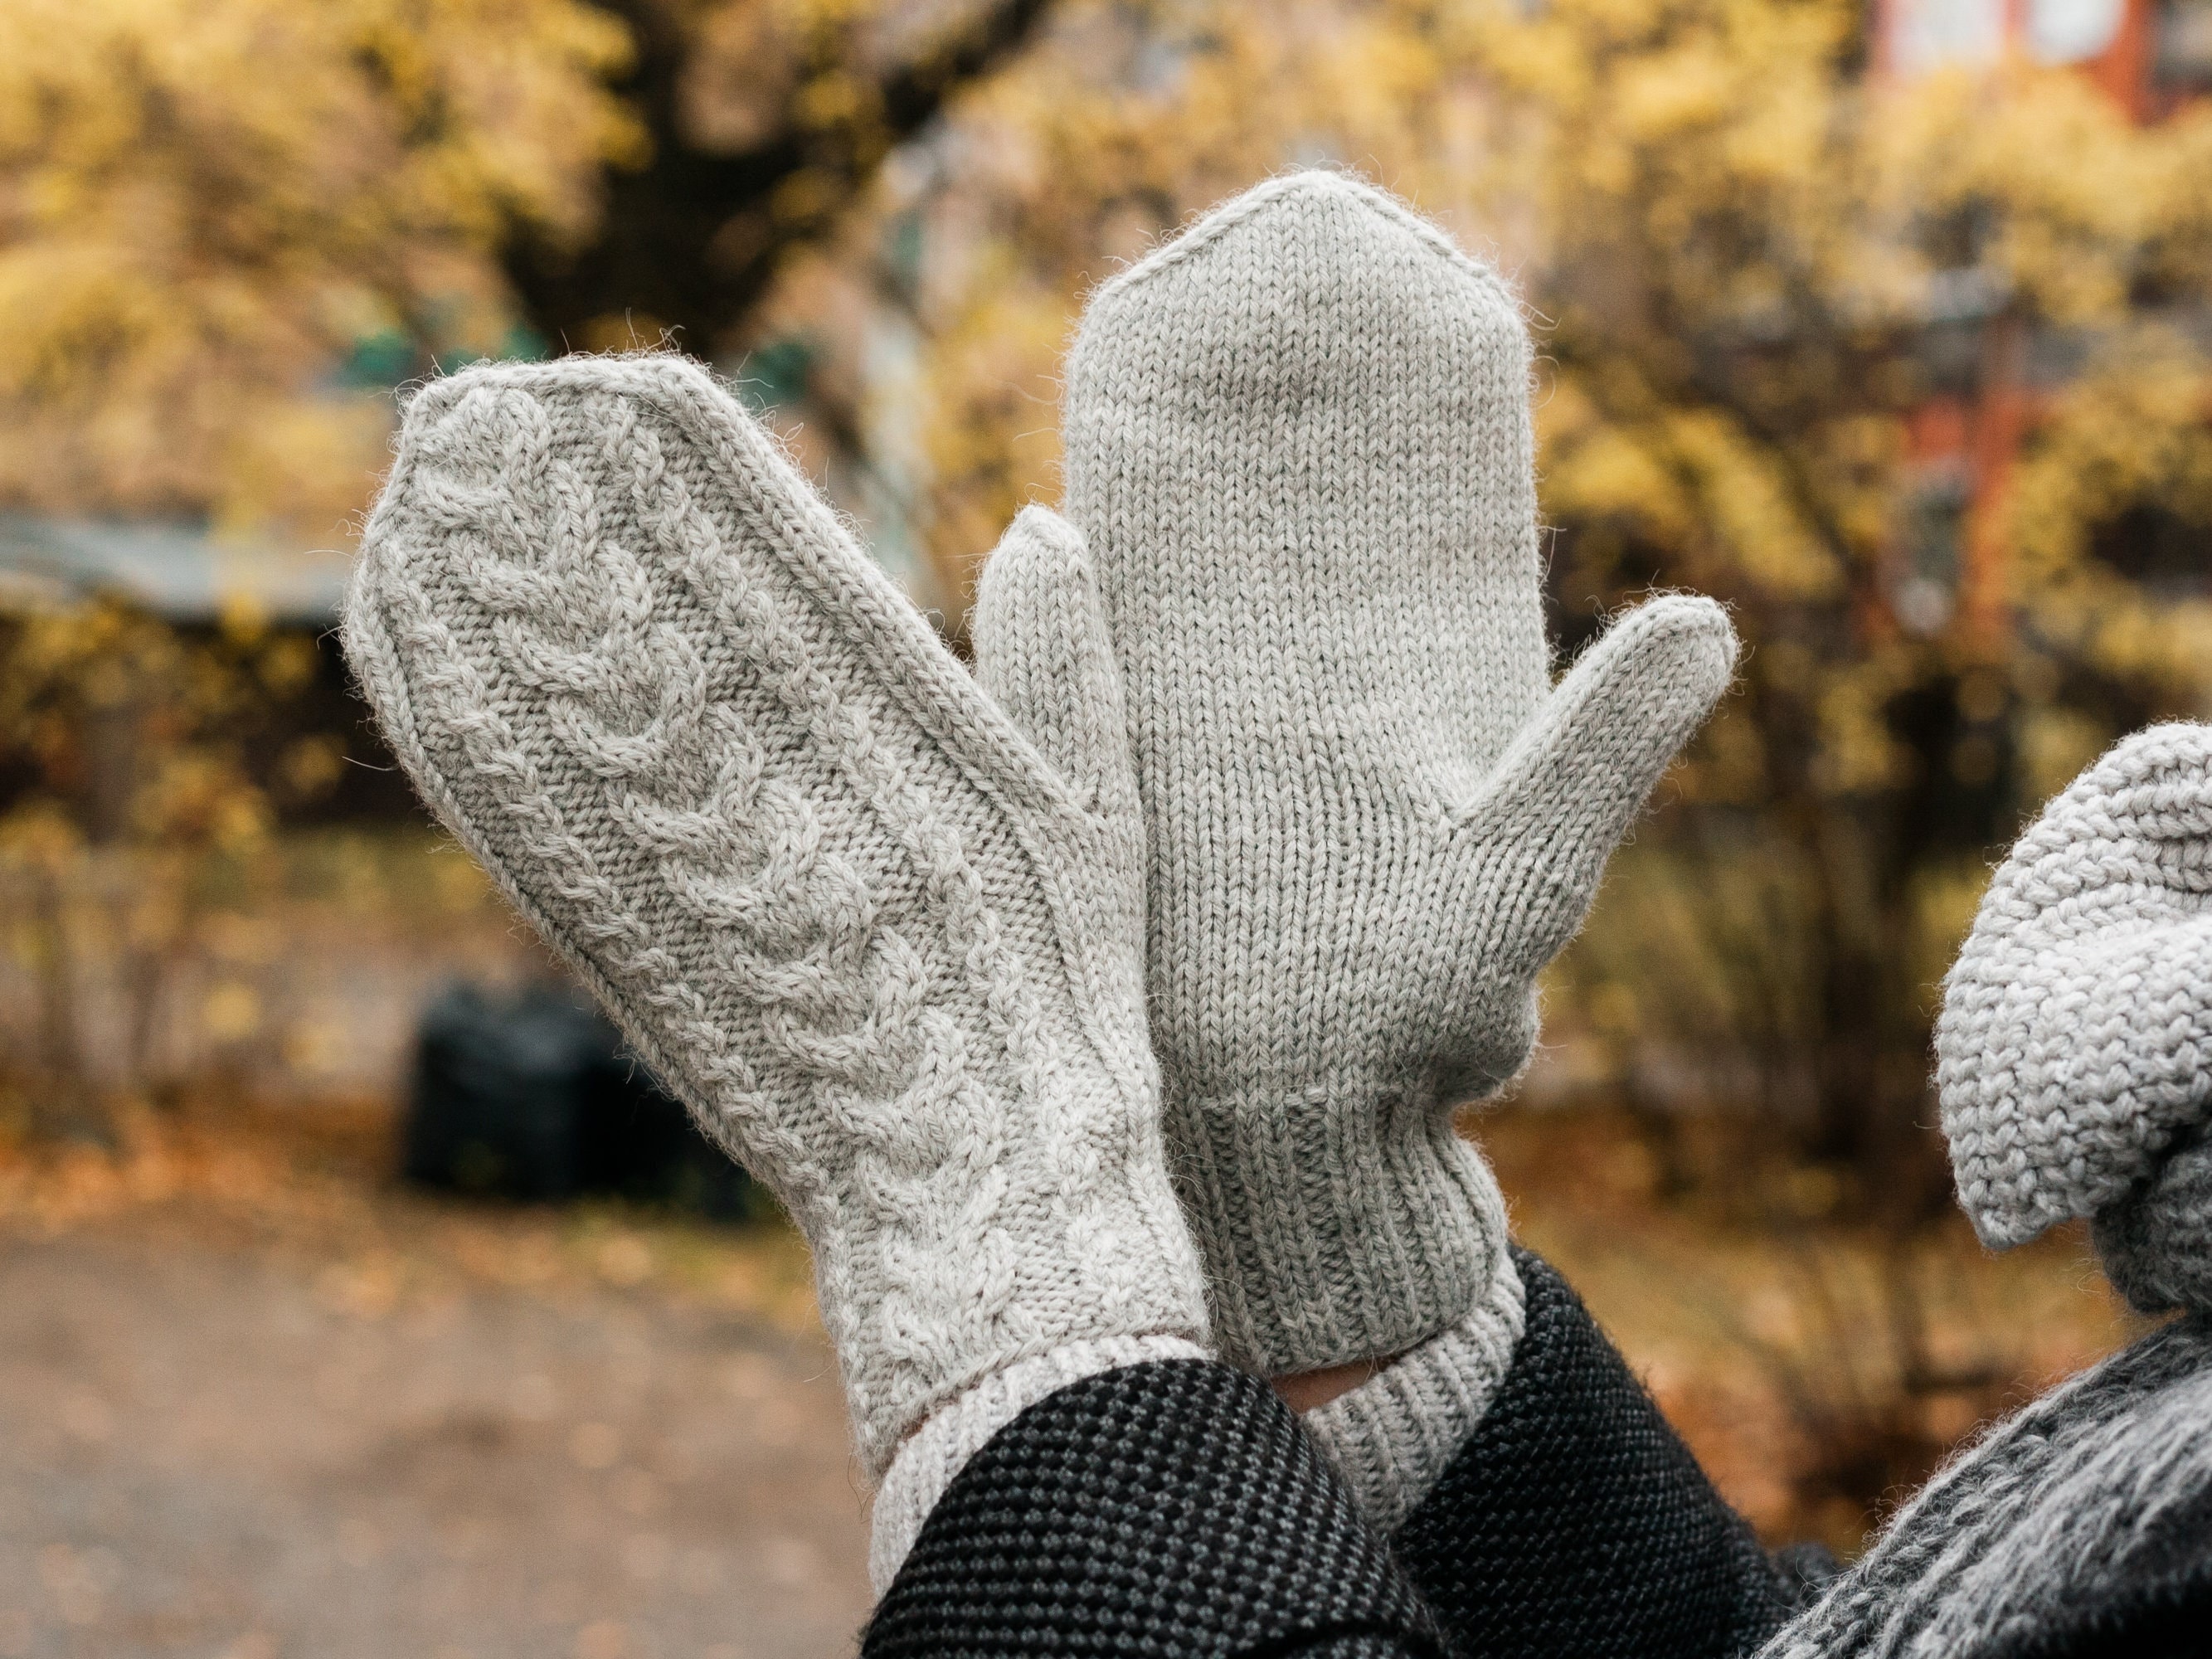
[0,0,1057,540]
[0,0,639,537]
[504,0,1057,355]
[773,0,2212,1228]
[0,601,328,1137]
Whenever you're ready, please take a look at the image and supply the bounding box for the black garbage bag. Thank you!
[402,980,751,1219]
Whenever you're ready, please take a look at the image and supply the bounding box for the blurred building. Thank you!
[1880,0,2212,109]
[1875,0,2212,638]
[0,515,348,626]
[0,513,415,832]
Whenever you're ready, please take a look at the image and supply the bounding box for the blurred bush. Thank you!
[0,0,2204,1194]
[0,601,324,1139]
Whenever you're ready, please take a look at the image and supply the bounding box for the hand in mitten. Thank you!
[1041,173,1737,1520]
[1939,722,2212,1314]
[342,355,1210,1589]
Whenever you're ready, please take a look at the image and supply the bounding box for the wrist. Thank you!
[1296,1255,1529,1530]
[1271,1353,1402,1412]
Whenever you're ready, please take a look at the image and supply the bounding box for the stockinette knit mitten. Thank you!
[1060,172,1738,1366]
[1938,722,2212,1314]
[1052,172,1738,1513]
[341,355,1212,1590]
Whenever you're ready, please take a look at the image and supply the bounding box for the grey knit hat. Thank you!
[1937,722,2212,1312]
[1058,173,1738,1372]
[1807,717,2212,1653]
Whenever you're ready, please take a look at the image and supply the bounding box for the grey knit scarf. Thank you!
[1760,1312,2211,1658]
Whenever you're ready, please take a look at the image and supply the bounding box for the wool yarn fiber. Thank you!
[1760,1316,2212,1659]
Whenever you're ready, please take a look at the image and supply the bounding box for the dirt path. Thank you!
[0,1220,872,1659]
[0,1100,2145,1654]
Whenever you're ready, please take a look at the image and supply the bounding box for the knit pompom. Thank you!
[2092,1128,2212,1314]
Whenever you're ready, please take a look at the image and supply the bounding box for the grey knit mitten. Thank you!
[1938,722,2212,1314]
[341,355,1211,1584]
[1045,171,1738,1395]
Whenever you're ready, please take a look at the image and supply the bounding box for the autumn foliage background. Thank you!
[3,0,2211,1630]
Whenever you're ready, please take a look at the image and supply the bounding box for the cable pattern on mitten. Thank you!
[346,358,1208,1478]
[380,383,1038,1399]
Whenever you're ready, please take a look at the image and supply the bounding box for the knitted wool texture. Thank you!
[1058,170,1739,1372]
[343,357,1211,1486]
[1757,1315,2212,1659]
[1300,1252,1528,1532]
[1391,1250,1799,1659]
[1937,722,2212,1309]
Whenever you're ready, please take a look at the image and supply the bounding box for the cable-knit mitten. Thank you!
[342,355,1212,1590]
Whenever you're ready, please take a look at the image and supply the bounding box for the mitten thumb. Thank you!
[970,506,1137,820]
[1462,594,1737,971]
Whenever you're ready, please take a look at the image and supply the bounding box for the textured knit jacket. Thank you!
[866,1247,2212,1658]
[866,1248,1808,1659]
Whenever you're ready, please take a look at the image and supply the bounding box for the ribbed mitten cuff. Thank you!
[1300,1250,1527,1531]
[868,1333,1211,1593]
[1167,1078,1513,1373]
